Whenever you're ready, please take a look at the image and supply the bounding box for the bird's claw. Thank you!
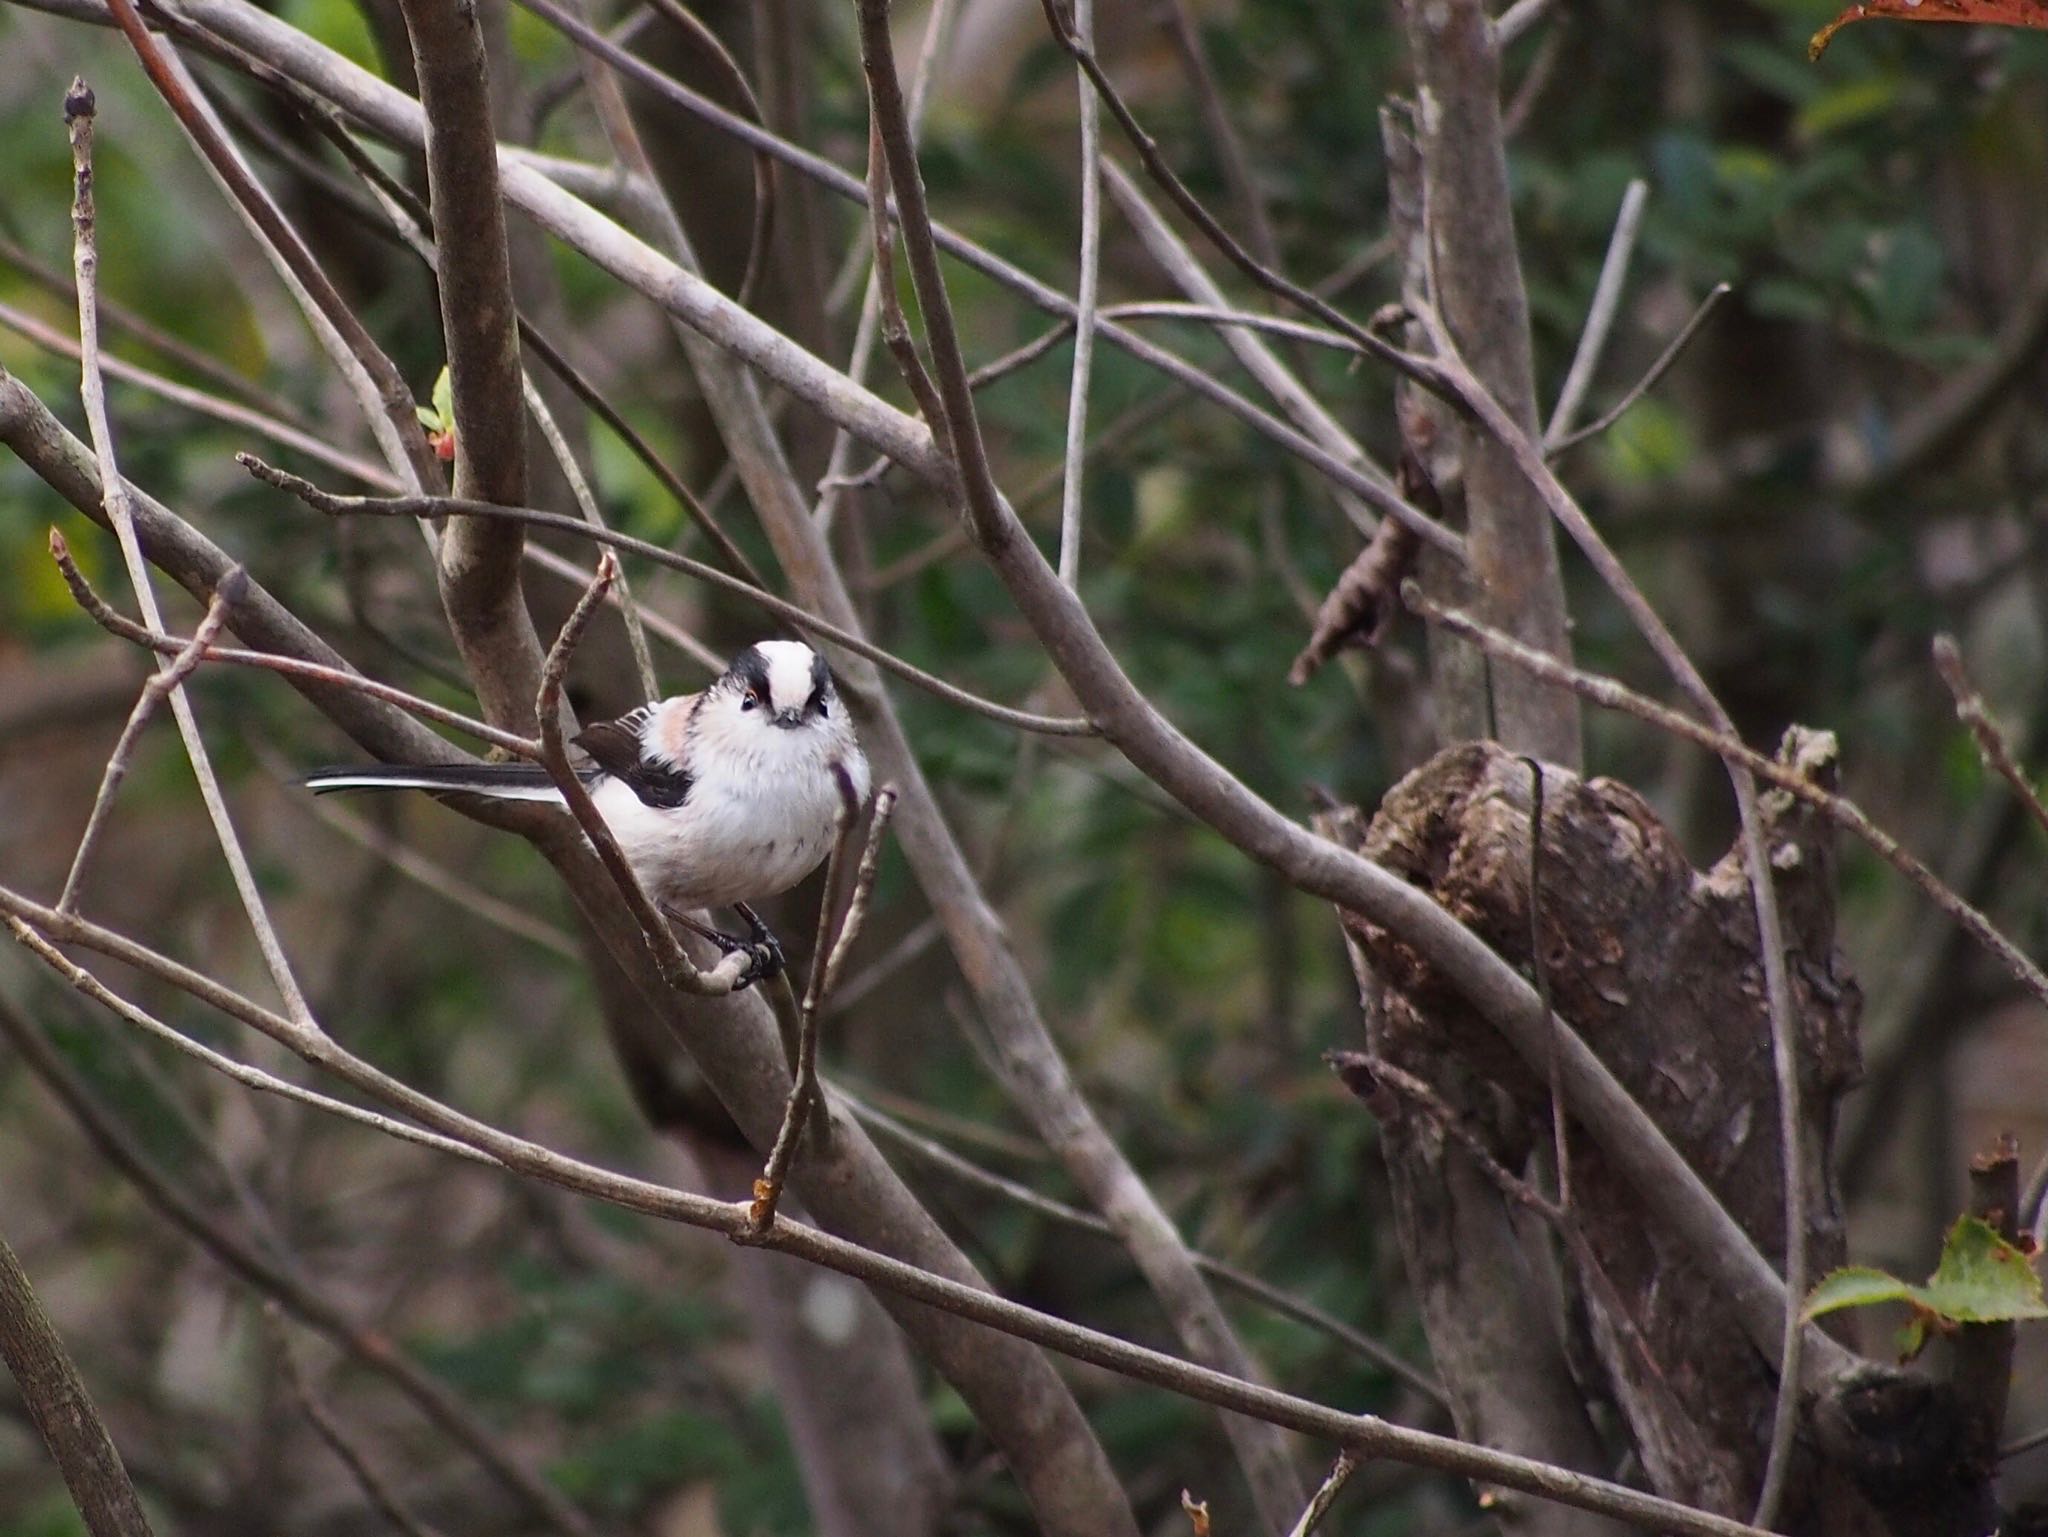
[703,922,784,990]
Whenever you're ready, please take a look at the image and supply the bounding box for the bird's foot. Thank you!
[729,902,786,989]
[660,905,785,991]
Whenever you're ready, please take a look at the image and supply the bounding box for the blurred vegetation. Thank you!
[5,0,2048,1532]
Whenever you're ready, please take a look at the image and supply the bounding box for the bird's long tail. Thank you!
[305,763,577,804]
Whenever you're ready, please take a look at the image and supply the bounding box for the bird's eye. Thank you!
[814,697,829,719]
[741,690,760,711]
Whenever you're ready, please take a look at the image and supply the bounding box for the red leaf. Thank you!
[1813,0,2048,59]
[429,427,456,463]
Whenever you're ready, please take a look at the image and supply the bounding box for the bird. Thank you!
[305,639,870,986]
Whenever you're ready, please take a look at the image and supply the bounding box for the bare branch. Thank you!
[748,785,898,1231]
[67,80,315,1026]
[393,0,545,731]
[1548,284,1730,456]
[849,4,1847,1408]
[1400,0,1581,766]
[1932,634,2048,844]
[1407,588,2048,1029]
[1544,178,1647,448]
[0,887,1793,1537]
[1057,0,1104,587]
[0,1214,154,1537]
[49,530,534,757]
[534,552,748,997]
[240,458,1100,737]
[59,575,239,912]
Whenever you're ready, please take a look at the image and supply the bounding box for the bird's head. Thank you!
[696,640,845,761]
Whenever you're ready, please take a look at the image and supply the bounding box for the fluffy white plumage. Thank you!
[307,639,869,914]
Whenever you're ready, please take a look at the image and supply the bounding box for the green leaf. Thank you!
[1802,1217,2048,1327]
[1918,1215,2048,1323]
[1803,1266,1914,1321]
[431,364,453,426]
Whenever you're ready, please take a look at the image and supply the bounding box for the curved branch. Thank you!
[0,886,1790,1537]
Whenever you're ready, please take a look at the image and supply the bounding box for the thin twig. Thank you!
[1058,0,1103,587]
[1036,0,1440,396]
[59,578,239,912]
[0,989,595,1537]
[748,785,899,1232]
[533,552,747,996]
[0,298,392,489]
[269,1310,448,1537]
[526,540,727,678]
[1548,284,1730,456]
[48,530,536,757]
[0,886,1786,1537]
[1098,301,1369,353]
[844,1091,1447,1404]
[815,0,959,532]
[67,80,315,1027]
[1544,178,1647,448]
[1932,634,2048,844]
[864,119,949,438]
[7,919,484,1163]
[1286,1453,1359,1537]
[90,12,435,488]
[1406,589,2048,1027]
[1149,0,1281,275]
[524,373,659,700]
[241,457,1099,737]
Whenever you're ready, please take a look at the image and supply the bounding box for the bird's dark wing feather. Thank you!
[572,708,693,809]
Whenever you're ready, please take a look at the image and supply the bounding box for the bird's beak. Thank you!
[772,708,804,729]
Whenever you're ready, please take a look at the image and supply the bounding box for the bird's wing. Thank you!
[572,701,695,809]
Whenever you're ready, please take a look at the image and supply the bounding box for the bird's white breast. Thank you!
[589,741,862,912]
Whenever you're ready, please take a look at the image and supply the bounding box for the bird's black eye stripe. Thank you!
[807,648,833,717]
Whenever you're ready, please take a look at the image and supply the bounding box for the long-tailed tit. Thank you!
[307,639,870,985]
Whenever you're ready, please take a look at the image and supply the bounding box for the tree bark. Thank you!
[1398,0,1581,768]
[1330,738,1951,1534]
